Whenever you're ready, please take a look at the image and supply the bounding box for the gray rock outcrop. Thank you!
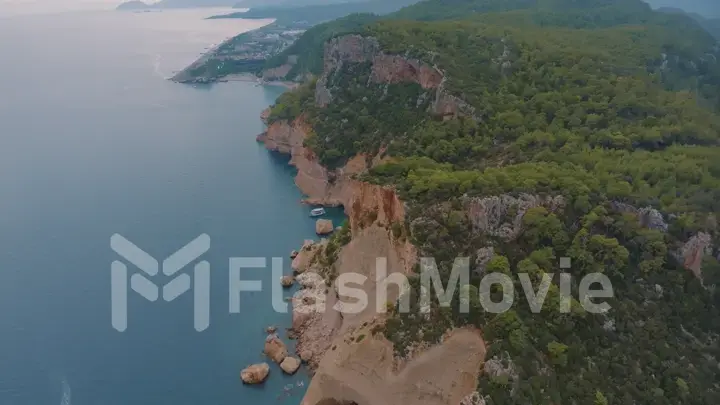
[610,202,668,232]
[464,194,566,240]
[678,232,713,280]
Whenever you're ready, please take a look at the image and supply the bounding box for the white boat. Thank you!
[310,208,325,217]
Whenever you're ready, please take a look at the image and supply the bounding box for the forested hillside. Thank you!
[267,0,720,404]
[264,0,720,82]
[262,13,381,78]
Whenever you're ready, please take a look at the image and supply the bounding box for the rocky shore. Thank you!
[256,106,488,404]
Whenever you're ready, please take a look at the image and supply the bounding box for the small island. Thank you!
[117,0,238,10]
[116,1,152,10]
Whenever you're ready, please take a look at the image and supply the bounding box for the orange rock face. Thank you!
[370,54,443,89]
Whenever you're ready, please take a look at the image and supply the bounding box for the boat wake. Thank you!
[60,379,71,405]
[152,54,170,80]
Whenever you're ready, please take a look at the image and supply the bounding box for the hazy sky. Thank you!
[3,0,716,19]
[0,0,159,15]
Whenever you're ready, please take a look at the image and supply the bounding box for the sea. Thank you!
[0,7,342,405]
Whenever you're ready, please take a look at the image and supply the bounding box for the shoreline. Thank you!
[217,73,299,89]
[170,19,285,84]
[169,34,236,82]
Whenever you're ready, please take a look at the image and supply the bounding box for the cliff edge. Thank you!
[256,34,491,405]
[258,114,487,405]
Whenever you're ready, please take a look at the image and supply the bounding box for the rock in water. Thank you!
[291,240,318,273]
[280,275,295,288]
[315,219,334,235]
[280,356,301,374]
[264,334,288,363]
[240,363,270,384]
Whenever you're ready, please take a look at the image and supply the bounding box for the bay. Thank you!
[0,9,339,405]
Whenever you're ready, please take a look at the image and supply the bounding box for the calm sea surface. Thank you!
[0,8,340,405]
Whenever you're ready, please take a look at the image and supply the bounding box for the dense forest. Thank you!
[262,0,720,79]
[267,0,720,404]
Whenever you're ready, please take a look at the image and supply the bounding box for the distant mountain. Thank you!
[391,0,654,22]
[233,0,369,8]
[116,0,235,10]
[214,0,420,24]
[116,1,152,9]
[656,5,720,38]
[644,0,719,17]
[154,0,236,7]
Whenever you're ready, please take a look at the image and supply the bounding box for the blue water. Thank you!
[0,10,342,405]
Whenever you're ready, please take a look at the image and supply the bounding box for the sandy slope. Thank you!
[301,327,486,405]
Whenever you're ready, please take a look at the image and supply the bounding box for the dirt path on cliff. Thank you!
[301,328,486,405]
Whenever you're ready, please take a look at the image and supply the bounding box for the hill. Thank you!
[258,1,720,405]
[116,1,153,9]
[260,0,720,93]
[212,0,419,23]
[233,0,370,8]
[657,6,720,39]
[116,0,235,9]
[645,0,720,18]
[262,13,381,78]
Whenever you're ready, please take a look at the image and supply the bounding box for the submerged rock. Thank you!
[315,219,334,235]
[240,363,269,384]
[280,356,301,374]
[281,275,295,288]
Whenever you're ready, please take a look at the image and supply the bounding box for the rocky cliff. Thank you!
[255,31,720,401]
[257,111,486,405]
[678,231,713,280]
[316,35,477,119]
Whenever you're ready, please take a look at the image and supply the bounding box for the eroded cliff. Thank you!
[258,108,485,405]
[316,35,476,119]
